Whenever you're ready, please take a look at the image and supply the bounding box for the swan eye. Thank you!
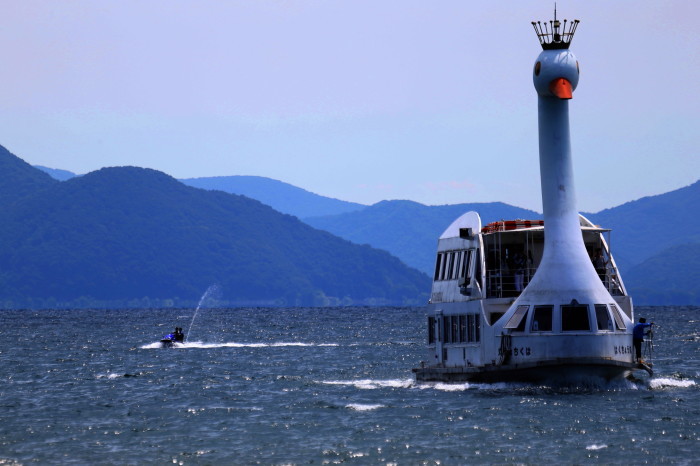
[535,61,541,76]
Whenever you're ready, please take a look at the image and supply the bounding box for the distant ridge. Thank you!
[181,175,366,218]
[304,182,700,304]
[0,153,428,308]
[5,151,699,305]
[586,180,700,271]
[0,145,57,207]
[34,165,77,181]
[305,200,541,276]
[624,242,700,305]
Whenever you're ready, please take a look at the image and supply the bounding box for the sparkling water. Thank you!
[0,306,697,463]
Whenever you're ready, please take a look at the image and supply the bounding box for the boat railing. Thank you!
[485,267,536,298]
[486,264,625,298]
[601,264,625,296]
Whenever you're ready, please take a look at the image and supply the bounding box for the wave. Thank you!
[323,379,414,390]
[648,377,696,389]
[96,372,143,379]
[322,378,520,391]
[346,403,385,411]
[322,378,656,393]
[418,377,697,392]
[422,381,524,391]
[586,444,608,451]
[140,342,165,349]
[140,341,338,349]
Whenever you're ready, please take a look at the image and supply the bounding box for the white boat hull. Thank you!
[414,357,648,384]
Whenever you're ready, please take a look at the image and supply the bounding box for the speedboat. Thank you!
[160,329,185,348]
[160,335,177,348]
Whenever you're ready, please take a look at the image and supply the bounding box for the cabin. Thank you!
[426,211,633,367]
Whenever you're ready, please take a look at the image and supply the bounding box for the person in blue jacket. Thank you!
[633,318,653,362]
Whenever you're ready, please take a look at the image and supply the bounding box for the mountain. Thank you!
[304,182,700,304]
[0,146,58,207]
[585,181,700,272]
[7,148,699,305]
[0,163,428,308]
[624,243,700,305]
[34,165,77,181]
[180,175,366,218]
[305,200,541,276]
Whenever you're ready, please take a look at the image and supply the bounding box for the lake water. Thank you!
[0,306,697,464]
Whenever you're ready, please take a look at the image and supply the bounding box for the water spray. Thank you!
[185,284,220,342]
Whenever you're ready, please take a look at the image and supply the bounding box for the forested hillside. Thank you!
[304,185,700,304]
[624,243,700,305]
[0,146,57,206]
[181,175,365,218]
[586,181,700,271]
[305,200,541,275]
[0,148,428,308]
[16,151,700,305]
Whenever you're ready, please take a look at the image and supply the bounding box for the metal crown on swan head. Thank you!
[532,5,580,50]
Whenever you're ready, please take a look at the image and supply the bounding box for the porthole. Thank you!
[534,61,541,76]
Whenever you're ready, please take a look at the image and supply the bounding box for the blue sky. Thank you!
[0,1,697,212]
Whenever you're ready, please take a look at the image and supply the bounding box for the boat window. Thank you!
[504,305,529,330]
[428,316,435,344]
[490,312,504,325]
[438,314,481,343]
[610,304,626,330]
[461,249,473,281]
[515,310,529,332]
[433,253,443,281]
[452,251,464,280]
[468,314,480,342]
[531,305,553,332]
[453,252,461,280]
[474,249,482,287]
[440,253,448,280]
[595,304,613,331]
[561,304,590,331]
[452,251,466,278]
[447,253,456,280]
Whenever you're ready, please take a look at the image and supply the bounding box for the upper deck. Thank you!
[430,212,627,308]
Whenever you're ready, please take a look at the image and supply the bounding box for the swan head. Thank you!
[533,49,579,99]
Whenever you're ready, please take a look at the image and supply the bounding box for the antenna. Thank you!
[531,7,579,50]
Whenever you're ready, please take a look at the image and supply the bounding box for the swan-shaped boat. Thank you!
[413,10,651,383]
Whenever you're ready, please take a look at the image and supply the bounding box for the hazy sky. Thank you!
[1,1,698,212]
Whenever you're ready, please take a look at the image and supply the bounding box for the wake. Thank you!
[320,376,697,392]
[140,341,339,349]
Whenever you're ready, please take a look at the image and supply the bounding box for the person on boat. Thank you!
[511,251,526,292]
[633,318,653,363]
[174,327,185,343]
[591,248,607,283]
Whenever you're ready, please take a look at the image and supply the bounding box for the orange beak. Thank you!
[549,78,573,99]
